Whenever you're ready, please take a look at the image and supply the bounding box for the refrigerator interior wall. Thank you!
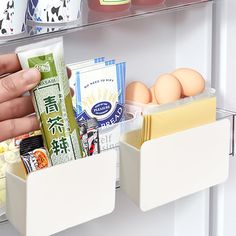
[211,0,236,236]
[213,0,236,111]
[0,3,215,236]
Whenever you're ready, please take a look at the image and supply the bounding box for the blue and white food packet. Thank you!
[68,57,105,71]
[75,62,126,127]
[68,58,116,107]
[68,57,105,92]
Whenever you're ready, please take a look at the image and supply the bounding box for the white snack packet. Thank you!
[75,62,126,127]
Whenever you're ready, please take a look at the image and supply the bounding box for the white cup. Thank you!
[27,0,82,24]
[0,0,28,36]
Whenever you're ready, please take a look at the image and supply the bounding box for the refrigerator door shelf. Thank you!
[6,149,117,236]
[120,119,230,211]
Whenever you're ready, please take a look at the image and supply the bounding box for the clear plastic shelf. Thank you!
[99,111,141,152]
[0,0,211,47]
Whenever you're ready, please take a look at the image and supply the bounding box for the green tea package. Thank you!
[16,38,83,165]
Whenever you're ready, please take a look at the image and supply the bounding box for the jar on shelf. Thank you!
[27,0,82,24]
[131,0,165,6]
[88,0,131,13]
[0,0,28,37]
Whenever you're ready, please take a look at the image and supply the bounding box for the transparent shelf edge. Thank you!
[0,0,212,47]
[216,108,236,157]
[0,214,7,224]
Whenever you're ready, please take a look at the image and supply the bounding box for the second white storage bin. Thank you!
[6,149,117,236]
[120,120,230,211]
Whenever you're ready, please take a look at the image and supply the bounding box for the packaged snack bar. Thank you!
[68,57,105,70]
[20,135,50,174]
[14,130,42,147]
[68,57,105,107]
[69,60,115,86]
[78,120,89,157]
[74,59,115,74]
[14,134,30,147]
[76,62,126,127]
[87,118,100,156]
[16,38,83,165]
[69,59,116,108]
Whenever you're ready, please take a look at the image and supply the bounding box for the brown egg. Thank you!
[154,74,182,105]
[126,81,151,104]
[150,86,158,104]
[172,68,205,97]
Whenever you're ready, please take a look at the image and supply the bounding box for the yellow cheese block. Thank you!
[141,97,216,143]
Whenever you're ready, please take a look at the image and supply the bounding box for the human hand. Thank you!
[0,54,41,142]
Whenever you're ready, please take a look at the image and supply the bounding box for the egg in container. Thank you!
[126,81,151,104]
[172,68,206,97]
[125,67,209,110]
[153,74,182,105]
[125,68,216,141]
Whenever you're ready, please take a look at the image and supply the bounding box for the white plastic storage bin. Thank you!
[6,149,117,236]
[0,176,5,217]
[120,119,230,212]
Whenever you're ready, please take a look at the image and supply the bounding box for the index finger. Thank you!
[0,54,21,76]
